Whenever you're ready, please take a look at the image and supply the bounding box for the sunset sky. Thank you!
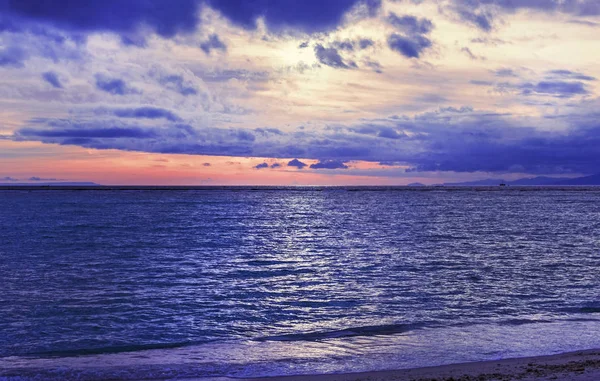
[1,0,600,185]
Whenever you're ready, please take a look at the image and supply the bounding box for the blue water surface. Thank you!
[1,187,600,380]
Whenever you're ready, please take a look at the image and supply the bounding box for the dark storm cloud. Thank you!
[42,71,63,88]
[200,34,226,55]
[387,13,434,34]
[1,0,200,38]
[95,74,138,95]
[112,107,182,122]
[310,160,349,169]
[18,125,158,139]
[14,119,259,156]
[1,0,381,41]
[13,106,600,175]
[386,13,433,58]
[387,34,431,58]
[205,0,381,33]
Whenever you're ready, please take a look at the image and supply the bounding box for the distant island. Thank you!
[442,173,600,186]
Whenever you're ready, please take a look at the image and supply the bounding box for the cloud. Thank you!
[310,160,349,169]
[520,81,589,97]
[494,68,518,77]
[350,124,406,139]
[471,0,600,16]
[18,125,158,139]
[271,163,281,168]
[314,44,355,69]
[387,33,431,58]
[200,34,227,55]
[363,59,383,73]
[29,176,58,181]
[452,0,600,32]
[112,107,182,122]
[471,37,508,45]
[2,0,201,38]
[42,71,63,88]
[0,46,28,68]
[1,176,18,182]
[387,13,434,34]
[287,158,307,168]
[359,38,374,49]
[255,127,283,136]
[546,70,596,81]
[120,34,148,48]
[461,47,485,60]
[205,0,381,33]
[1,0,382,43]
[332,39,356,51]
[386,13,433,58]
[200,69,269,83]
[255,162,269,169]
[12,104,600,175]
[95,74,137,95]
[157,74,198,96]
[456,8,493,31]
[202,162,211,166]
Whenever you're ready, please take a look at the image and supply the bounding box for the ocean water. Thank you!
[1,187,600,380]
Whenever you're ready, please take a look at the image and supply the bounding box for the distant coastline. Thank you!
[2,172,600,188]
[2,184,600,192]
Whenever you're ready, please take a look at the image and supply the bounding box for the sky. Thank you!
[1,0,600,185]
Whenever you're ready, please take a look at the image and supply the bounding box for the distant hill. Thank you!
[443,178,507,186]
[407,182,426,186]
[554,173,600,185]
[444,174,600,186]
[0,182,100,186]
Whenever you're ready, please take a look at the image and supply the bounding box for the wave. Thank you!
[256,323,421,342]
[560,304,600,314]
[497,318,554,326]
[22,341,198,358]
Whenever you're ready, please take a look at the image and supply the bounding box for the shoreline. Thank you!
[207,349,600,381]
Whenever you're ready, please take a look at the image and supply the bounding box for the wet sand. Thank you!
[216,349,600,381]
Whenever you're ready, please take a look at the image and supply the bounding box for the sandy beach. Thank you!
[223,349,600,381]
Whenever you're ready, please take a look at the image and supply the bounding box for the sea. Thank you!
[1,187,600,380]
